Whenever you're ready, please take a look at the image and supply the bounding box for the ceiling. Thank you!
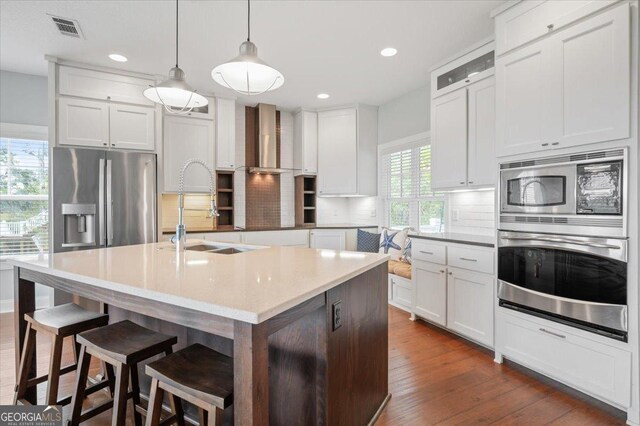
[0,0,503,110]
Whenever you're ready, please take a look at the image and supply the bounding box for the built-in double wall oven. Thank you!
[498,148,628,341]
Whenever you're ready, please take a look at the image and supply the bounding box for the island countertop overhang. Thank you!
[10,242,389,324]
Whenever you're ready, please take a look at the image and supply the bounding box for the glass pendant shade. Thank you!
[211,41,284,96]
[143,67,208,112]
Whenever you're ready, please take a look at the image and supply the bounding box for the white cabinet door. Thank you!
[317,108,357,195]
[109,104,155,151]
[215,98,236,170]
[447,267,494,348]
[412,260,447,326]
[549,3,630,150]
[467,77,496,187]
[310,230,346,250]
[163,116,214,192]
[58,97,110,148]
[294,111,318,175]
[495,40,555,157]
[242,230,309,247]
[431,89,468,189]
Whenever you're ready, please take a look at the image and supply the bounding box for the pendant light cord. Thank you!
[175,0,179,67]
[247,0,251,41]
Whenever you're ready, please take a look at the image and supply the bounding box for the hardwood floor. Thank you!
[0,308,627,425]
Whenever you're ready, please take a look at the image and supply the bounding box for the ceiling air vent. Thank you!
[50,15,84,39]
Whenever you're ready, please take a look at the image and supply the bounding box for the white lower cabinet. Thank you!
[497,308,631,408]
[309,230,346,250]
[242,230,309,247]
[447,267,494,347]
[413,260,448,326]
[412,239,495,348]
[389,274,413,312]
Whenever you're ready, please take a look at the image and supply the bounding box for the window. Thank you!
[381,142,445,233]
[0,129,49,259]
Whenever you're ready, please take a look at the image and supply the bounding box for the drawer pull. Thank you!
[439,269,445,273]
[539,328,565,339]
[419,250,434,255]
[459,257,477,262]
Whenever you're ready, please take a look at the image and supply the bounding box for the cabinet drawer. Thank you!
[497,309,631,407]
[495,0,617,55]
[392,283,413,310]
[447,246,494,274]
[59,66,155,105]
[242,230,309,247]
[412,240,446,264]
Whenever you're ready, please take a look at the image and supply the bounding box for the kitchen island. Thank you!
[11,242,390,425]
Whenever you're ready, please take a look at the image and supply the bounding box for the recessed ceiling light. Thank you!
[317,93,330,99]
[380,47,398,57]
[108,53,128,62]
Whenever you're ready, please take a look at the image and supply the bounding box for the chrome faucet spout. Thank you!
[174,159,219,251]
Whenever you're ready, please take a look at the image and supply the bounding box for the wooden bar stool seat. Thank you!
[145,344,233,426]
[13,303,109,406]
[70,320,177,426]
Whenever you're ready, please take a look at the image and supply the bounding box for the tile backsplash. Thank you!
[446,190,495,236]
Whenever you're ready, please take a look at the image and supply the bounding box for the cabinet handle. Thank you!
[551,142,559,146]
[419,250,434,255]
[107,96,111,100]
[459,181,465,185]
[468,181,474,184]
[459,257,477,262]
[439,269,445,273]
[465,79,470,83]
[111,143,116,147]
[103,143,107,146]
[541,143,549,147]
[547,23,554,30]
[539,328,565,339]
[448,271,453,276]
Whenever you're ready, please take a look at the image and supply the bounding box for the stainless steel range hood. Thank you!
[248,103,286,174]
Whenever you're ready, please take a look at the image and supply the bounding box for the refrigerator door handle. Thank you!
[106,159,113,246]
[98,158,105,246]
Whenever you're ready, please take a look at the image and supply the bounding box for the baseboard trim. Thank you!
[0,296,51,314]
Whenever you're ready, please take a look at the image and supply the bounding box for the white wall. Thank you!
[0,70,48,126]
[378,86,430,144]
[316,197,378,226]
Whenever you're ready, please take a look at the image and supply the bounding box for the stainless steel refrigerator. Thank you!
[51,148,156,306]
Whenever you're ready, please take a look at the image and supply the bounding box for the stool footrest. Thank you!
[26,363,78,389]
[78,391,133,423]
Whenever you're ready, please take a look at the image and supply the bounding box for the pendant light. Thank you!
[143,0,207,113]
[211,0,284,96]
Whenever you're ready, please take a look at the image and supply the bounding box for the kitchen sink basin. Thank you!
[159,241,260,255]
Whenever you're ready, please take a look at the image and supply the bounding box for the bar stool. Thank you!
[69,320,177,426]
[145,344,233,426]
[13,303,110,406]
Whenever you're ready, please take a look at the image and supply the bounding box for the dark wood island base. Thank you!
[14,263,389,425]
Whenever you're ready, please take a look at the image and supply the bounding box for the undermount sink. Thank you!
[159,241,259,255]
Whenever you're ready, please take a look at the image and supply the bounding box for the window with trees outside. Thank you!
[0,128,49,259]
[380,142,445,233]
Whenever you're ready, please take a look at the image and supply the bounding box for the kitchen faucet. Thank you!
[173,158,219,251]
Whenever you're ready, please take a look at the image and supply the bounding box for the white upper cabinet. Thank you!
[431,89,468,189]
[317,106,377,196]
[164,116,214,192]
[58,66,155,106]
[548,4,630,150]
[467,77,496,187]
[430,42,497,190]
[293,110,318,175]
[109,104,155,151]
[58,97,110,148]
[495,2,630,157]
[494,0,618,55]
[495,40,555,156]
[215,98,236,171]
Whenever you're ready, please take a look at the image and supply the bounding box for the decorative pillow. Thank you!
[378,228,408,261]
[401,238,412,264]
[357,229,381,253]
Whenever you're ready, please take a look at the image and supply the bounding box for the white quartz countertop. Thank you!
[10,242,389,324]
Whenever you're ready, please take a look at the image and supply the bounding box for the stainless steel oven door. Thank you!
[500,164,576,214]
[497,231,628,334]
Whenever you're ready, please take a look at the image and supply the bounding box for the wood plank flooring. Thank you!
[0,308,627,425]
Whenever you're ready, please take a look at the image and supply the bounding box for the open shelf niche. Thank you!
[295,175,316,227]
[216,171,234,230]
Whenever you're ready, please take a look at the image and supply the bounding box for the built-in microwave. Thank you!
[499,148,626,237]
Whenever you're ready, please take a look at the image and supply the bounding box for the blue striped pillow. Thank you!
[357,229,380,253]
